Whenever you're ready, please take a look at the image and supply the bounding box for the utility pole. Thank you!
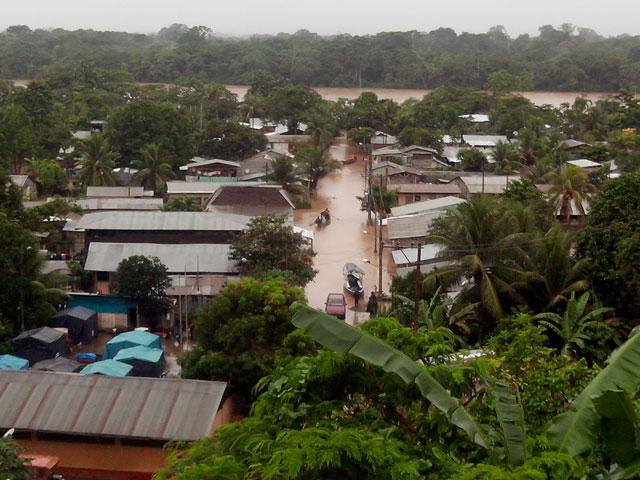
[412,243,422,330]
[481,154,486,194]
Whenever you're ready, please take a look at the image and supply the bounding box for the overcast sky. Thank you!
[2,0,638,37]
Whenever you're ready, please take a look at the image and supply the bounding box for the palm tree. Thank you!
[75,134,119,187]
[133,144,175,192]
[545,164,597,222]
[493,141,520,174]
[297,146,338,191]
[267,155,304,195]
[534,291,613,356]
[305,116,334,150]
[514,226,589,311]
[425,198,529,336]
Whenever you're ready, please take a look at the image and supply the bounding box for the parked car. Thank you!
[325,293,346,320]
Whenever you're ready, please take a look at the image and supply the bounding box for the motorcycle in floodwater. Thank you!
[315,210,331,227]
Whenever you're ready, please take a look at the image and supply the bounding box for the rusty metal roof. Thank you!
[0,370,226,441]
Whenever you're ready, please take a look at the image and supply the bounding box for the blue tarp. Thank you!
[114,346,165,377]
[81,359,133,377]
[104,331,162,359]
[0,354,29,370]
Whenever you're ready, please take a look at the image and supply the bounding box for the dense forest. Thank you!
[2,23,640,91]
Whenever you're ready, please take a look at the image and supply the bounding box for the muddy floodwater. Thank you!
[224,84,612,108]
[295,136,394,323]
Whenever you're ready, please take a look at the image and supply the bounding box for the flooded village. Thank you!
[1,17,640,480]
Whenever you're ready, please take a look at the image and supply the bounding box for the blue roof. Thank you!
[68,294,136,315]
[104,331,162,359]
[114,346,164,365]
[0,354,30,370]
[81,359,133,377]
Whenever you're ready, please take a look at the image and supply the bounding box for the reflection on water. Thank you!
[295,137,394,323]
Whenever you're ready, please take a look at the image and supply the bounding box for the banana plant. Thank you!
[292,304,526,464]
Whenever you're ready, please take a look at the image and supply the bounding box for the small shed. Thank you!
[104,331,162,359]
[0,354,29,370]
[114,346,165,378]
[81,359,133,377]
[10,327,67,365]
[51,306,98,345]
[33,356,83,373]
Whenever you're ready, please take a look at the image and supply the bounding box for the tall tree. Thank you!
[75,134,119,187]
[132,143,174,192]
[545,164,597,222]
[112,255,171,328]
[229,216,317,286]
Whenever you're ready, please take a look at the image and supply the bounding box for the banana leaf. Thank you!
[487,378,527,466]
[592,390,640,465]
[292,305,491,449]
[547,331,640,456]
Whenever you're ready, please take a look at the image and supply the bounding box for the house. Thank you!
[265,134,311,155]
[238,149,290,182]
[387,211,444,245]
[84,242,238,295]
[370,162,426,184]
[389,182,463,205]
[1,370,229,480]
[372,146,408,163]
[371,131,398,150]
[391,244,448,277]
[85,186,153,198]
[559,139,591,151]
[567,159,602,170]
[180,157,241,180]
[390,196,466,217]
[459,114,490,124]
[9,175,37,198]
[373,146,450,171]
[75,197,164,212]
[462,135,509,148]
[205,184,295,221]
[166,181,228,206]
[453,175,521,197]
[242,118,307,135]
[64,211,251,250]
[90,119,107,133]
[402,145,450,170]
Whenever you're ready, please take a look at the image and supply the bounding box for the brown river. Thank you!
[6,80,616,107]
[223,85,613,108]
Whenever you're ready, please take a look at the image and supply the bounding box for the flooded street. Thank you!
[295,136,394,323]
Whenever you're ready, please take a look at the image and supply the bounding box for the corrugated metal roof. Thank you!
[180,158,241,171]
[65,211,251,232]
[9,175,32,188]
[75,198,164,211]
[391,196,466,217]
[389,183,462,195]
[391,245,443,266]
[460,175,521,194]
[462,135,508,147]
[85,243,237,273]
[567,159,601,169]
[86,186,146,198]
[0,370,227,441]
[459,114,490,123]
[387,212,442,240]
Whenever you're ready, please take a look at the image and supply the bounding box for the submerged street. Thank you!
[295,136,394,323]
